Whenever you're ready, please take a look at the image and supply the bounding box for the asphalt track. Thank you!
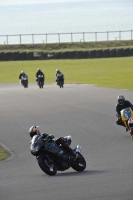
[0,83,133,200]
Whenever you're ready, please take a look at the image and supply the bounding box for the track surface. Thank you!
[0,83,133,200]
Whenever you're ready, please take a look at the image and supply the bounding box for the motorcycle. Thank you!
[30,135,86,176]
[57,79,64,88]
[120,107,133,131]
[56,73,64,88]
[21,75,28,88]
[37,75,44,88]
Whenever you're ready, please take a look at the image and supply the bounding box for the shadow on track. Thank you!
[39,170,108,177]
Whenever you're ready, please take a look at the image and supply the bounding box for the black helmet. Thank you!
[117,94,125,105]
[29,126,41,138]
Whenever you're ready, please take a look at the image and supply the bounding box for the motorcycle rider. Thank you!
[19,71,28,85]
[116,94,133,131]
[55,69,64,85]
[36,68,45,85]
[29,126,76,160]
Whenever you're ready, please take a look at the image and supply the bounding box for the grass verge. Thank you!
[0,146,9,161]
[0,40,133,52]
[0,56,133,90]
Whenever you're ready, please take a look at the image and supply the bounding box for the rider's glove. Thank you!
[62,137,67,142]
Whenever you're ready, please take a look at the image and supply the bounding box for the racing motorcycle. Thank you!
[21,75,28,88]
[120,107,133,131]
[30,135,86,176]
[37,75,44,88]
[56,73,64,88]
[57,79,64,88]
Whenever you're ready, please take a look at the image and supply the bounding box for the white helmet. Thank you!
[117,94,125,105]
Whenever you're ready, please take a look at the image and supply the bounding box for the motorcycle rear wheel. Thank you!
[39,81,43,88]
[59,80,63,88]
[71,153,86,172]
[38,155,57,176]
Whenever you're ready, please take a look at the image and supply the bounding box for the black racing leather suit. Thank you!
[116,100,133,126]
[36,71,45,83]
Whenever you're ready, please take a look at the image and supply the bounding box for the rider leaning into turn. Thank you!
[55,69,64,84]
[116,94,133,131]
[29,126,75,160]
[19,71,28,84]
[36,68,45,84]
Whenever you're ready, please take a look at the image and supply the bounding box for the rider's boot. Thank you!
[125,128,128,132]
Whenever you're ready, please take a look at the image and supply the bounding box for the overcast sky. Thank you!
[0,0,105,5]
[0,0,79,5]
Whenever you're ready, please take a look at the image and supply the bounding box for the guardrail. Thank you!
[0,30,133,45]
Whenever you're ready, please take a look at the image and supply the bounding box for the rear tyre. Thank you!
[61,81,63,88]
[38,81,41,88]
[23,83,26,88]
[59,81,61,88]
[38,155,57,176]
[41,82,43,88]
[71,153,86,172]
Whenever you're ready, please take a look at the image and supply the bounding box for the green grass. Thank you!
[0,56,133,90]
[0,147,9,161]
[1,40,133,52]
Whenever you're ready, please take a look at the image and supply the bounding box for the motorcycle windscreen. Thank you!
[121,107,132,120]
[30,135,44,154]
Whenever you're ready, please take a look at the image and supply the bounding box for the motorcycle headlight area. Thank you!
[124,113,131,119]
[33,145,40,152]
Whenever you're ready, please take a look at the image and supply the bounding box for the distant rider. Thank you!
[55,69,64,85]
[29,125,75,160]
[36,68,45,85]
[19,71,28,85]
[116,94,133,131]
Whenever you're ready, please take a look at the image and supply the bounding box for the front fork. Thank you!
[123,120,130,131]
[73,145,82,161]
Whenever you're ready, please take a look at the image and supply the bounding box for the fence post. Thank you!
[95,32,97,42]
[83,32,85,42]
[107,31,109,41]
[58,33,60,44]
[6,35,8,45]
[119,31,121,40]
[20,34,21,45]
[46,34,47,44]
[32,34,34,44]
[71,33,73,43]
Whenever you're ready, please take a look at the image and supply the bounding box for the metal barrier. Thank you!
[0,30,133,45]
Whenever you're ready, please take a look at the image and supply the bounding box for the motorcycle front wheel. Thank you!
[38,155,57,176]
[71,153,86,172]
[61,80,63,88]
